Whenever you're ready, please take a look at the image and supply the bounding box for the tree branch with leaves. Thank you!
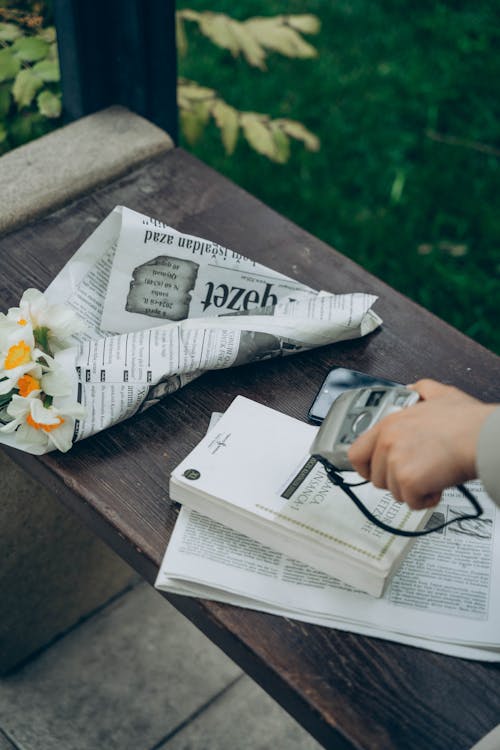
[177,11,321,163]
[0,8,321,162]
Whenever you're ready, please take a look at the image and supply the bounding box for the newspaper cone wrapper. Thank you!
[1,206,382,454]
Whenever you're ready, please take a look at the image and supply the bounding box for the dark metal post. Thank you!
[53,0,178,143]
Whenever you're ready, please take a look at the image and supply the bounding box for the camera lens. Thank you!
[352,411,372,435]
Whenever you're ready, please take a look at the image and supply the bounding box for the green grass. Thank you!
[177,0,500,354]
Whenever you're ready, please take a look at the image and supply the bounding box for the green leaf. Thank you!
[212,99,239,155]
[285,15,321,35]
[245,18,318,59]
[180,109,203,145]
[0,83,11,117]
[176,14,188,58]
[11,36,49,63]
[270,125,290,164]
[229,19,267,69]
[178,80,216,102]
[33,326,50,353]
[275,119,320,151]
[240,113,277,160]
[0,48,21,83]
[198,13,240,56]
[390,169,406,204]
[37,27,57,44]
[0,125,7,144]
[177,9,201,22]
[0,22,23,42]
[193,99,211,126]
[8,112,37,145]
[32,58,60,82]
[48,42,59,62]
[12,69,43,108]
[37,89,61,118]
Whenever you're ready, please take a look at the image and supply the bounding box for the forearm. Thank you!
[476,406,500,507]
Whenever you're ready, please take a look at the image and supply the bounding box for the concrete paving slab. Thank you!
[0,451,137,675]
[0,584,241,750]
[164,674,322,750]
[0,730,17,750]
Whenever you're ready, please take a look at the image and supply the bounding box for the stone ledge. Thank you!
[0,106,174,237]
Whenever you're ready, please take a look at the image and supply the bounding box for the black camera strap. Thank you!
[314,456,483,537]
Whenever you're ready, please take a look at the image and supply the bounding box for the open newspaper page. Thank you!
[5,205,381,451]
[156,480,500,661]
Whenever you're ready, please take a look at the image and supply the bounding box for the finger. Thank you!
[408,379,451,401]
[369,434,389,490]
[386,460,403,503]
[415,491,442,510]
[348,422,381,479]
[399,481,442,510]
[421,492,441,508]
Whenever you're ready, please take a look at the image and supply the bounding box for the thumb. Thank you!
[408,378,452,401]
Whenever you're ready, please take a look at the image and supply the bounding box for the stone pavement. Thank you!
[0,583,322,750]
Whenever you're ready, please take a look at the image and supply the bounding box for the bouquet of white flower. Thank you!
[0,289,86,452]
[0,207,382,455]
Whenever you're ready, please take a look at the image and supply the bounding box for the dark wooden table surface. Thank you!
[2,148,500,750]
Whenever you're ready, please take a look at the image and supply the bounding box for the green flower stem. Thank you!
[33,326,52,356]
[0,390,15,408]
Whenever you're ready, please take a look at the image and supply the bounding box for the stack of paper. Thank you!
[156,399,500,660]
[167,397,431,596]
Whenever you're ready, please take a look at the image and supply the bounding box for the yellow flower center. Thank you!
[17,374,41,397]
[26,413,64,432]
[18,318,27,326]
[4,340,31,370]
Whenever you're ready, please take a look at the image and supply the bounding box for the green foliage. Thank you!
[177,11,319,70]
[178,0,500,356]
[177,10,320,161]
[178,78,319,163]
[0,17,60,153]
[0,7,320,163]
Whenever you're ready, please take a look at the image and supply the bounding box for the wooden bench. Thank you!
[1,146,500,750]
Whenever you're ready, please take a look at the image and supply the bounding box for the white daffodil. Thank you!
[0,392,86,453]
[0,391,43,441]
[0,312,23,351]
[35,350,73,398]
[7,289,85,351]
[0,323,43,396]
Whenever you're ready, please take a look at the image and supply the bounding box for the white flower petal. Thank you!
[19,289,47,326]
[16,422,49,449]
[7,392,41,419]
[18,290,85,348]
[1,324,35,352]
[0,415,22,433]
[30,398,62,426]
[57,401,87,420]
[0,313,21,350]
[47,419,75,452]
[0,378,15,395]
[41,366,72,397]
[19,288,45,306]
[0,361,38,393]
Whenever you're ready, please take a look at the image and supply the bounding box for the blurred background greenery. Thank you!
[177,0,500,355]
[2,0,499,353]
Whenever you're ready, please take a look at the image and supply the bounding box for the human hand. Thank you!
[347,379,496,509]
